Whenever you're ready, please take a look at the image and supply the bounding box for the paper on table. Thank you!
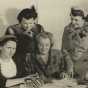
[6,74,39,87]
[6,78,25,87]
[41,78,87,88]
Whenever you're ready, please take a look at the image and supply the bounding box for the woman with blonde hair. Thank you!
[25,32,65,83]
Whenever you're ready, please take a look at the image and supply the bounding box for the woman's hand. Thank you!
[67,68,74,78]
[60,72,69,79]
[60,70,73,79]
[84,72,88,80]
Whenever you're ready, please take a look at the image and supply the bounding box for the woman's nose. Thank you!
[73,20,76,25]
[10,48,14,53]
[42,46,46,49]
[10,48,12,53]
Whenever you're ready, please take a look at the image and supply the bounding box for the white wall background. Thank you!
[38,0,88,49]
[0,0,38,37]
[0,0,88,49]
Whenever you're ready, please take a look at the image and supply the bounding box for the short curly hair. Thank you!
[36,32,54,47]
[17,6,38,23]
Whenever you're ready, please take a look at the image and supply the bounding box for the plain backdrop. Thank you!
[0,0,88,49]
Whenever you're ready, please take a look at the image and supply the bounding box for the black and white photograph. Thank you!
[0,0,88,88]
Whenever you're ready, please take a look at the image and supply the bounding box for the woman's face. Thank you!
[38,38,51,55]
[20,18,35,31]
[71,15,84,28]
[2,40,16,58]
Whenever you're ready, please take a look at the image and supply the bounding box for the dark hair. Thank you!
[70,8,84,19]
[0,35,17,46]
[17,6,38,23]
[84,15,88,22]
[31,24,44,35]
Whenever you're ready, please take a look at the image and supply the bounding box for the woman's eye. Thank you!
[29,23,32,24]
[7,47,10,49]
[13,48,16,50]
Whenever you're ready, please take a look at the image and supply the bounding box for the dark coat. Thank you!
[62,23,88,79]
[24,49,68,83]
[5,24,44,77]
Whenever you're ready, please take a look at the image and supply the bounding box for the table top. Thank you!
[6,78,88,88]
[41,78,88,88]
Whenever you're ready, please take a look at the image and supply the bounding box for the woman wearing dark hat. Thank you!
[5,6,44,77]
[61,7,85,79]
[62,7,88,81]
[0,35,17,88]
[62,7,85,54]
